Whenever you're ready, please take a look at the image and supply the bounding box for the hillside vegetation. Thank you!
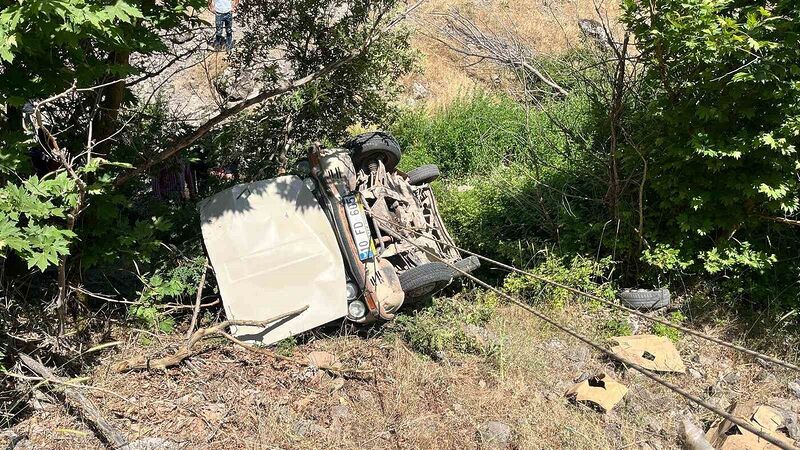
[2,0,800,449]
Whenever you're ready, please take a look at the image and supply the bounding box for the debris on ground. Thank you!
[610,335,686,373]
[705,401,796,449]
[565,372,628,413]
[306,351,342,370]
[681,416,715,450]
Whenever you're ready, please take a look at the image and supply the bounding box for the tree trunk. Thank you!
[92,50,130,153]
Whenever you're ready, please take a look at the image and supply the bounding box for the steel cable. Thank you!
[368,214,800,372]
[370,220,798,450]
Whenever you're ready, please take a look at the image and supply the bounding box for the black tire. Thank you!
[407,164,440,185]
[399,262,454,299]
[344,131,402,171]
[453,256,480,274]
[618,288,670,310]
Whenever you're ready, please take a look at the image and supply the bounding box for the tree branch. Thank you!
[113,1,411,187]
[760,215,800,227]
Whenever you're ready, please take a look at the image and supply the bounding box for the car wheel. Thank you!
[407,164,440,185]
[618,288,671,310]
[345,131,402,171]
[399,262,454,300]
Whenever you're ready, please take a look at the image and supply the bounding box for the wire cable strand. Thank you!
[371,220,798,450]
[369,215,800,372]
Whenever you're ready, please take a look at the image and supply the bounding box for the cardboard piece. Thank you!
[610,335,686,373]
[705,401,795,450]
[565,373,628,412]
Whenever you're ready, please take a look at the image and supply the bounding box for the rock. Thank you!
[544,338,566,351]
[330,405,350,420]
[356,390,375,403]
[574,372,590,383]
[756,369,776,383]
[214,66,260,102]
[705,396,731,412]
[721,372,741,384]
[646,417,663,435]
[789,381,800,399]
[767,397,800,414]
[293,419,326,437]
[772,407,800,440]
[689,368,703,379]
[1,431,26,450]
[566,346,590,364]
[411,82,428,99]
[604,422,623,443]
[462,324,501,349]
[476,421,514,448]
[123,438,181,450]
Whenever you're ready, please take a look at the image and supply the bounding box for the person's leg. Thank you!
[214,12,224,49]
[224,12,233,50]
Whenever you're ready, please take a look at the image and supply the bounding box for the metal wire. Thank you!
[369,215,800,372]
[371,221,799,450]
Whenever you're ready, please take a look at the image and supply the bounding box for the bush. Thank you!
[503,253,615,307]
[394,292,499,357]
[652,311,686,342]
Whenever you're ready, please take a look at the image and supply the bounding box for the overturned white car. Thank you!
[199,132,478,345]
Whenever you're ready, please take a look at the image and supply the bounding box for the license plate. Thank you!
[343,194,375,261]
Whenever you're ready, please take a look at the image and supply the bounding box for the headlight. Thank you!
[303,178,316,191]
[345,282,358,301]
[347,300,367,319]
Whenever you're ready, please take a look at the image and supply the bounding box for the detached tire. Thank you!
[407,164,440,185]
[618,288,671,310]
[453,256,480,274]
[399,262,454,300]
[345,131,402,171]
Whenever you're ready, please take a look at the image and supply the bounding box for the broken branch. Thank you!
[186,260,209,339]
[19,353,129,449]
[112,306,309,372]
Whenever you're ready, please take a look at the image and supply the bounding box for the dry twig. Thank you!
[186,260,209,339]
[112,306,309,372]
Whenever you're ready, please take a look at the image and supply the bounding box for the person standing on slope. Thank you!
[209,0,238,51]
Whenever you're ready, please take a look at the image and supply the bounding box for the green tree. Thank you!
[624,0,800,276]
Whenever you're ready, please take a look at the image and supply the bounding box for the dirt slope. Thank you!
[8,300,800,449]
[402,0,621,108]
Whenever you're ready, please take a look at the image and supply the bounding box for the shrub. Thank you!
[394,292,499,357]
[503,254,615,307]
[652,311,686,342]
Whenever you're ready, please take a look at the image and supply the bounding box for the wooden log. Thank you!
[19,353,128,449]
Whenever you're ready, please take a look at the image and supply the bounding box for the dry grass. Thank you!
[9,298,798,449]
[402,0,622,108]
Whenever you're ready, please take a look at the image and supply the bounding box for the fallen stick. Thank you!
[186,260,208,339]
[112,306,309,372]
[19,353,128,449]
